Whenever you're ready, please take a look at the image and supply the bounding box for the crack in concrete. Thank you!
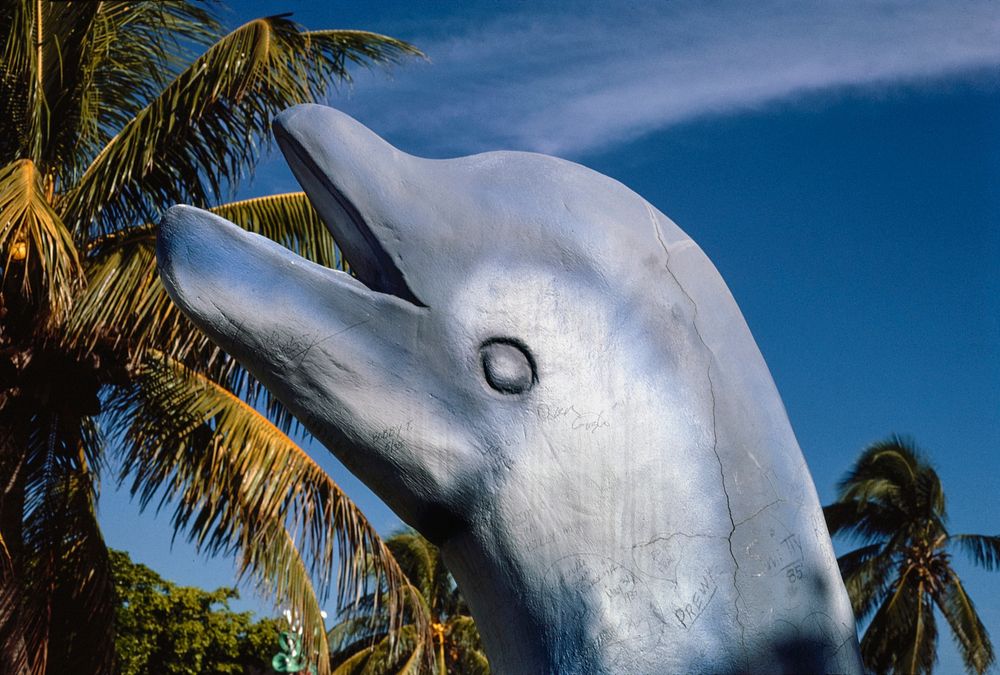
[646,203,748,660]
[638,531,728,547]
[296,316,373,366]
[734,498,783,528]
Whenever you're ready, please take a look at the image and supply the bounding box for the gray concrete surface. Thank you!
[157,104,863,674]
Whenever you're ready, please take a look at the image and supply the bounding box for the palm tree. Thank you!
[0,3,427,673]
[329,532,490,675]
[823,436,1000,674]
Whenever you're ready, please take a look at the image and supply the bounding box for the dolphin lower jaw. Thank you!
[447,519,856,674]
[157,205,478,531]
[443,530,736,674]
[287,374,480,539]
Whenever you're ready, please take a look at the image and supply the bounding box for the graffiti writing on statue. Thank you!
[545,555,649,609]
[760,533,805,584]
[479,437,517,473]
[672,568,717,629]
[373,421,411,455]
[536,403,611,432]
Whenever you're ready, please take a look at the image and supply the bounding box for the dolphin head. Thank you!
[157,104,713,542]
[157,104,861,673]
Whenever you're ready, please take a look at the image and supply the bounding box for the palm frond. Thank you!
[41,2,215,182]
[836,542,895,622]
[860,567,935,674]
[252,522,333,674]
[826,437,996,674]
[39,468,115,675]
[331,643,380,675]
[0,0,45,164]
[330,531,479,674]
[897,579,937,675]
[1,2,207,172]
[331,624,423,675]
[0,159,82,319]
[935,569,995,674]
[106,353,419,673]
[822,499,906,544]
[63,15,420,238]
[386,533,438,608]
[65,221,214,364]
[0,560,31,675]
[447,615,490,673]
[209,192,344,269]
[837,436,945,523]
[66,191,345,431]
[951,534,1000,572]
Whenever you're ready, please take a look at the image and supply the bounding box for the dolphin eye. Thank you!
[480,339,536,395]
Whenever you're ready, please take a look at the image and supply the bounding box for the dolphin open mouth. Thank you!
[273,114,426,308]
[155,105,492,546]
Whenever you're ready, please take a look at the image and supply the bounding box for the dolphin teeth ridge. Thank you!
[274,122,426,308]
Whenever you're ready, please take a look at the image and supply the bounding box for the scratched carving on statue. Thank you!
[373,422,410,455]
[770,534,805,584]
[480,439,517,473]
[672,568,718,629]
[545,555,648,608]
[630,538,681,584]
[536,403,611,432]
[546,554,665,666]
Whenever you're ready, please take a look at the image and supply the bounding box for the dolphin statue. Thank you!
[156,104,863,674]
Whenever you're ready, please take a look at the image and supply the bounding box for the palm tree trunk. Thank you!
[0,407,30,675]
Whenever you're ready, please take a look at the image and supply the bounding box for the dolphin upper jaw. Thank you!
[272,110,425,307]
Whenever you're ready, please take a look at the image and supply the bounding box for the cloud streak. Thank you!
[334,0,1000,158]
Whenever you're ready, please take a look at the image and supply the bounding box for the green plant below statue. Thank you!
[328,532,489,675]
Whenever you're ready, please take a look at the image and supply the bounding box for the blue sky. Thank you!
[100,1,999,670]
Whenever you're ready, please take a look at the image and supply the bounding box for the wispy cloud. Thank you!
[332,0,1000,158]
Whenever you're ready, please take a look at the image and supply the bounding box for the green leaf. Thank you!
[68,192,342,359]
[825,435,994,675]
[1,5,421,673]
[836,542,894,621]
[107,353,416,670]
[111,548,284,674]
[16,418,115,675]
[63,15,420,238]
[860,567,936,674]
[935,569,995,674]
[329,532,484,674]
[952,534,1000,572]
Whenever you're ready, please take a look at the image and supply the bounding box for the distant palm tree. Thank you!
[824,436,1000,674]
[329,532,490,675]
[0,2,423,673]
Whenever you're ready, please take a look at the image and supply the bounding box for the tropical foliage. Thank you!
[329,532,490,675]
[0,2,426,673]
[111,548,281,675]
[824,436,1000,674]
